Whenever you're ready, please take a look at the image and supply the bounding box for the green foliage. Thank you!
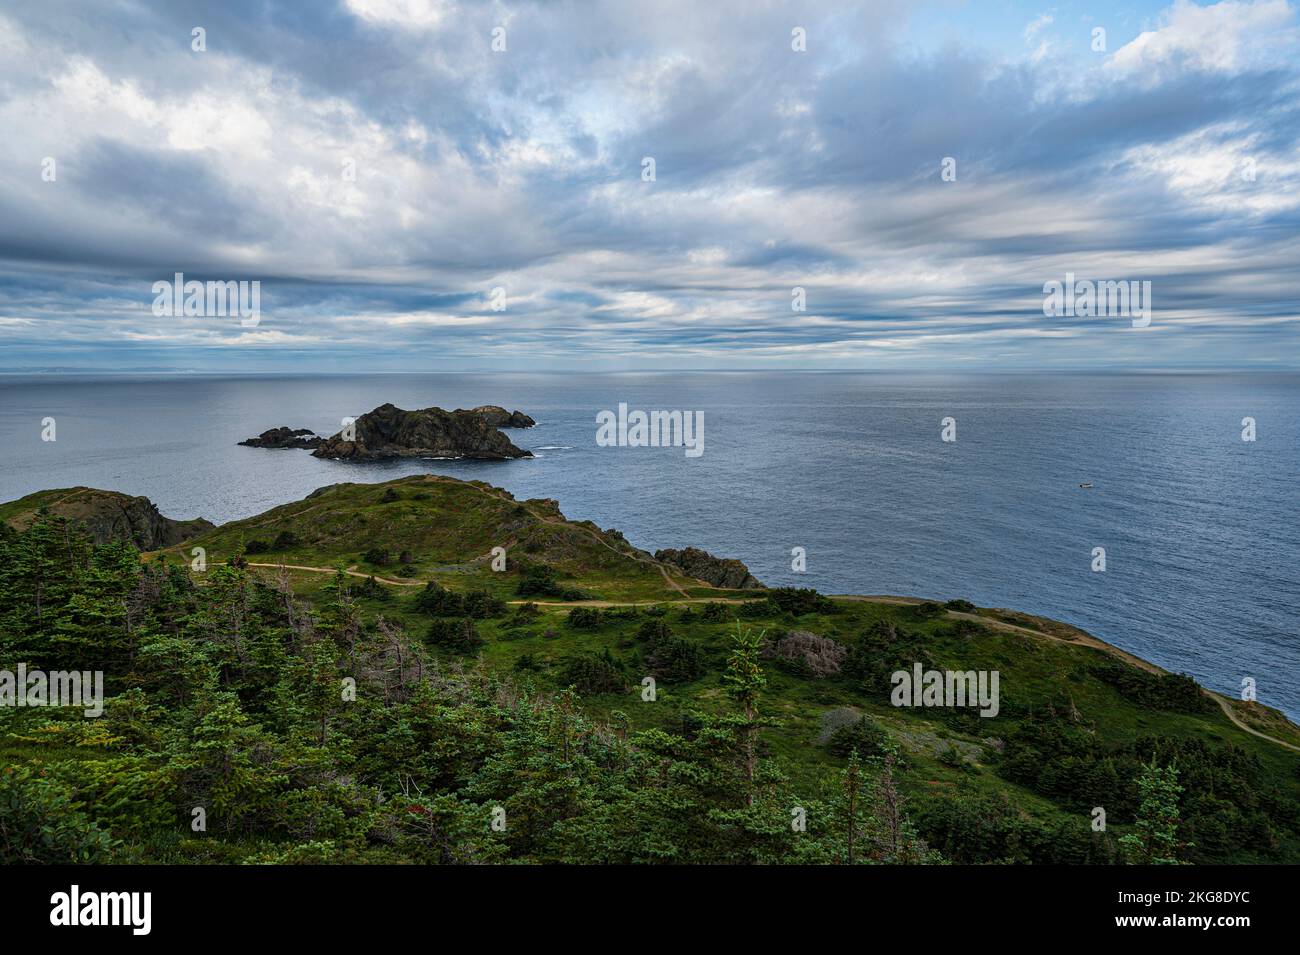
[764,588,835,617]
[700,601,731,622]
[414,582,505,619]
[557,650,625,694]
[1120,759,1189,864]
[516,565,585,601]
[999,711,1284,862]
[426,618,485,653]
[0,510,1296,866]
[1090,664,1214,714]
[566,607,602,630]
[272,530,300,550]
[638,620,707,683]
[357,575,390,601]
[0,765,116,863]
[825,715,889,758]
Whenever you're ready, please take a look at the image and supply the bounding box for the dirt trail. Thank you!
[246,562,1300,755]
[248,562,425,587]
[833,596,1300,753]
[250,560,724,603]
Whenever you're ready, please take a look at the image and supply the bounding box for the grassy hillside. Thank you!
[1,486,213,545]
[166,475,722,603]
[3,475,1298,864]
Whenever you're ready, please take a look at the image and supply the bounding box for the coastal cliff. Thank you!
[654,546,765,589]
[0,487,213,549]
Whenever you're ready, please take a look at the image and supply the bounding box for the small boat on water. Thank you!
[1079,482,1093,489]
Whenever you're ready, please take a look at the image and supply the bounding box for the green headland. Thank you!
[1,474,1296,864]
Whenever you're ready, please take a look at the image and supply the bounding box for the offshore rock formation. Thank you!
[312,403,533,461]
[653,546,765,590]
[239,427,323,449]
[0,487,213,549]
[462,405,536,428]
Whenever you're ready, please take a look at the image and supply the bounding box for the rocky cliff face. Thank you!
[312,403,533,460]
[239,427,323,449]
[463,406,536,428]
[1,488,214,549]
[653,546,765,589]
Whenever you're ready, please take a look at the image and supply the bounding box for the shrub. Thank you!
[913,601,946,620]
[1089,664,1213,714]
[413,582,463,616]
[362,547,391,566]
[426,618,484,653]
[503,602,542,629]
[515,565,586,600]
[516,565,560,597]
[357,576,390,601]
[462,590,507,619]
[558,650,625,694]
[243,539,270,555]
[637,619,672,644]
[272,530,300,550]
[645,634,707,683]
[700,601,730,622]
[825,716,889,758]
[944,598,977,613]
[0,766,116,863]
[380,488,400,503]
[765,588,835,616]
[567,607,602,630]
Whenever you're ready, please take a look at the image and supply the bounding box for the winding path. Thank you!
[245,562,1300,754]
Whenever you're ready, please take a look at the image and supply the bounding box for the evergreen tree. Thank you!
[1120,758,1189,864]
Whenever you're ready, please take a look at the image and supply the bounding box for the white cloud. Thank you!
[344,0,453,31]
[1109,0,1297,79]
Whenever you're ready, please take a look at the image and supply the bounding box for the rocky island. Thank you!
[463,405,536,429]
[238,403,536,460]
[312,403,534,460]
[239,427,324,449]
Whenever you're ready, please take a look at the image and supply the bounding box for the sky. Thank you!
[0,0,1297,372]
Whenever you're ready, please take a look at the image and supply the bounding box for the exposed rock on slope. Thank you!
[463,406,536,428]
[312,403,533,461]
[0,487,213,549]
[654,546,764,589]
[239,427,323,449]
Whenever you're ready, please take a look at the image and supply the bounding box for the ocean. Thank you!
[2,371,1297,719]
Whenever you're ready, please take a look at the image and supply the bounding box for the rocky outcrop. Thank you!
[463,405,536,428]
[653,546,764,589]
[239,427,323,449]
[312,403,533,461]
[1,487,213,549]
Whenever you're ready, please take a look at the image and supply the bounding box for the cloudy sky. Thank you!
[0,0,1297,372]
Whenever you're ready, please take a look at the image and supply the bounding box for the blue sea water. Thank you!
[2,371,1297,719]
